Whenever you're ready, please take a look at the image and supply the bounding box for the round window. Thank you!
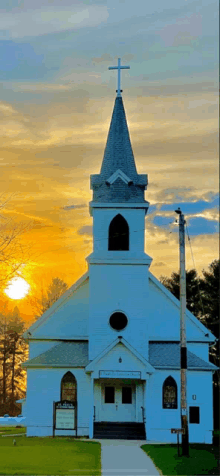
[109,312,128,331]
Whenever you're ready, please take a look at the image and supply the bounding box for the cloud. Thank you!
[62,204,86,210]
[160,196,219,216]
[146,193,219,237]
[150,187,199,205]
[0,102,17,115]
[156,13,202,47]
[92,53,114,64]
[77,225,93,236]
[32,221,53,229]
[152,261,166,267]
[152,211,218,236]
[0,4,109,39]
[12,83,74,92]
[194,208,219,222]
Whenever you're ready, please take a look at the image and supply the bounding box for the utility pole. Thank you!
[175,207,189,456]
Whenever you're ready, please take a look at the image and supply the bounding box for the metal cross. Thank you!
[108,58,130,97]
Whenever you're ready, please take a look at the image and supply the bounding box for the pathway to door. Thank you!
[101,439,161,476]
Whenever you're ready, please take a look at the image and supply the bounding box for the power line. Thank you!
[185,222,205,319]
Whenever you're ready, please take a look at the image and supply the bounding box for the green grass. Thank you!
[141,443,220,475]
[0,426,26,435]
[0,436,101,475]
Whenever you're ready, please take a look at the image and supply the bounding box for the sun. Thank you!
[4,277,30,300]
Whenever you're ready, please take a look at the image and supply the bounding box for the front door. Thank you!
[100,382,136,422]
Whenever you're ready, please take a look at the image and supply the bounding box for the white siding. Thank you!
[29,341,58,359]
[146,370,213,443]
[26,368,91,437]
[93,208,145,254]
[89,264,149,361]
[147,279,206,340]
[188,343,209,362]
[32,280,89,339]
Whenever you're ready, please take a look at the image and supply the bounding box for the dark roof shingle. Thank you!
[149,342,218,370]
[22,341,89,368]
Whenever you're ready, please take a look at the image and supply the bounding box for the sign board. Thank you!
[56,408,75,429]
[171,428,185,434]
[53,401,76,434]
[171,428,184,457]
[99,370,141,379]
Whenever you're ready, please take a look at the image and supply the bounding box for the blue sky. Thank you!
[0,0,218,289]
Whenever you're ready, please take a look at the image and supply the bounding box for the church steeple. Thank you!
[91,95,148,204]
[91,58,148,205]
[100,96,138,180]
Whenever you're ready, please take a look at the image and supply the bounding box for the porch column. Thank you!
[135,383,139,422]
[144,374,150,439]
[89,376,94,439]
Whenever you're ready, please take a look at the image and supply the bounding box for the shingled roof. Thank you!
[91,96,148,203]
[22,340,218,371]
[22,341,89,368]
[100,96,138,180]
[149,342,218,370]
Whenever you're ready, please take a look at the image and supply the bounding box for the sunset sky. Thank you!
[1,0,218,321]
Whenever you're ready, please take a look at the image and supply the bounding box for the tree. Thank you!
[160,269,203,318]
[30,277,68,320]
[160,260,220,429]
[0,195,32,291]
[8,308,27,406]
[160,260,219,344]
[160,259,219,337]
[199,260,219,334]
[0,306,27,415]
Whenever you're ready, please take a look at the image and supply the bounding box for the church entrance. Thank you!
[100,382,136,422]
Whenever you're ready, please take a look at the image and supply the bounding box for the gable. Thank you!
[24,273,89,340]
[98,342,146,372]
[147,273,214,342]
[106,169,133,185]
[86,338,155,378]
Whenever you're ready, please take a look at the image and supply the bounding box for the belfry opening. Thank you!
[108,214,129,251]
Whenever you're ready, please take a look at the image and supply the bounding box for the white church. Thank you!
[22,62,217,443]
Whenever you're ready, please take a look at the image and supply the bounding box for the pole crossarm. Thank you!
[108,58,130,96]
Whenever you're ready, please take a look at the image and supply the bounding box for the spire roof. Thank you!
[100,96,138,180]
[90,95,148,203]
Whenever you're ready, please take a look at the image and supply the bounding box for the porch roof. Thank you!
[149,342,218,370]
[22,341,89,368]
[22,340,218,371]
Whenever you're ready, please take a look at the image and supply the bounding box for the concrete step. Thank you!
[94,422,146,440]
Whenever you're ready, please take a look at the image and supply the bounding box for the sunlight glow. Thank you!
[4,277,30,300]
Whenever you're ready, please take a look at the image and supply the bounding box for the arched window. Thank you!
[108,214,129,251]
[163,376,177,409]
[61,372,77,403]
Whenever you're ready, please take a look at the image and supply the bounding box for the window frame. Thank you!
[162,376,178,409]
[61,371,77,403]
[108,214,129,251]
[122,386,132,404]
[189,406,200,424]
[109,311,128,331]
[104,386,115,404]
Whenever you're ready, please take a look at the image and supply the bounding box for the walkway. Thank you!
[100,439,161,476]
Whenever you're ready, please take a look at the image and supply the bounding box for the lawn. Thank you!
[141,443,220,475]
[0,436,101,475]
